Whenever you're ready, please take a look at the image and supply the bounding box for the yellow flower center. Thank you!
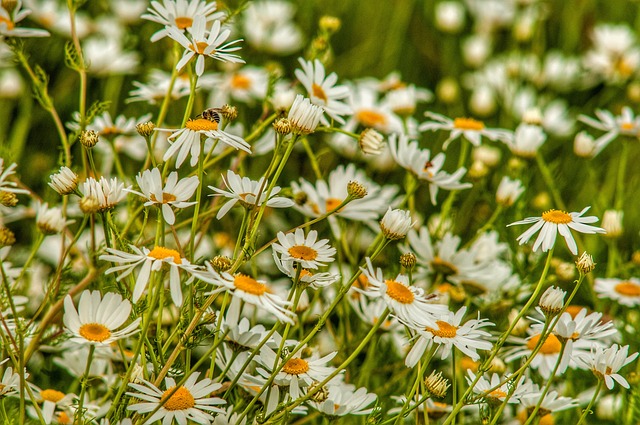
[615,57,634,77]
[614,281,640,296]
[79,323,112,342]
[231,74,252,89]
[40,389,65,403]
[161,386,195,411]
[325,197,344,212]
[526,333,562,354]
[189,41,210,54]
[460,357,479,372]
[185,118,219,131]
[431,256,459,275]
[621,122,635,131]
[299,269,313,279]
[57,411,72,424]
[453,117,485,130]
[174,16,193,29]
[282,358,310,375]
[356,109,387,127]
[564,305,586,318]
[148,246,182,264]
[488,389,507,399]
[312,83,328,102]
[150,192,177,203]
[385,279,414,304]
[541,209,572,224]
[426,320,458,338]
[234,274,267,295]
[0,16,14,30]
[288,245,318,261]
[101,126,120,136]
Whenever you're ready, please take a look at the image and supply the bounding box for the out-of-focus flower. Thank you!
[295,58,351,124]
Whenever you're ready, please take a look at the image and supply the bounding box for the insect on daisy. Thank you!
[507,206,606,255]
[63,290,141,345]
[272,228,336,270]
[126,372,226,424]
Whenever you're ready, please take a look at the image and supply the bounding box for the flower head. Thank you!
[380,207,414,240]
[272,228,336,270]
[48,167,78,195]
[295,58,351,124]
[586,344,639,389]
[288,94,324,134]
[419,112,512,149]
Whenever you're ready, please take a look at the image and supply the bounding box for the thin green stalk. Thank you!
[575,379,603,425]
[522,343,567,425]
[615,140,629,210]
[535,153,567,211]
[74,345,95,423]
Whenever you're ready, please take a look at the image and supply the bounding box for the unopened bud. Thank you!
[359,128,384,155]
[380,207,413,240]
[424,371,449,398]
[293,191,308,206]
[602,209,623,238]
[436,77,460,104]
[347,181,367,199]
[0,227,15,247]
[1,0,18,14]
[210,255,232,272]
[220,104,238,122]
[522,108,543,125]
[0,191,18,207]
[79,196,101,214]
[308,382,330,402]
[319,16,341,33]
[400,252,417,270]
[136,121,156,138]
[555,261,576,282]
[80,130,99,148]
[273,118,292,135]
[576,252,595,275]
[539,286,566,318]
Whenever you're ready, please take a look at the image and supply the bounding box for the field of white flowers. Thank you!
[1,0,640,423]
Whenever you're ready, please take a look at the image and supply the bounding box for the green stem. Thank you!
[74,345,95,423]
[615,140,628,210]
[522,343,567,425]
[535,153,567,211]
[575,379,603,425]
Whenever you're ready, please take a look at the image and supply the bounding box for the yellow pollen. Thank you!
[231,74,252,89]
[174,16,193,29]
[101,126,120,136]
[79,323,111,342]
[234,274,267,295]
[565,305,587,318]
[356,109,387,127]
[426,320,458,338]
[40,389,65,403]
[150,192,177,203]
[385,279,414,304]
[488,389,507,399]
[541,209,572,224]
[0,16,14,30]
[312,83,328,102]
[615,58,634,77]
[148,246,182,264]
[57,411,72,424]
[460,357,479,372]
[431,257,459,275]
[189,41,210,54]
[288,245,318,261]
[614,281,640,296]
[539,414,554,425]
[299,269,313,279]
[570,331,580,340]
[526,333,562,354]
[282,358,310,375]
[161,386,195,411]
[325,197,344,212]
[185,118,219,131]
[621,122,635,131]
[453,117,485,130]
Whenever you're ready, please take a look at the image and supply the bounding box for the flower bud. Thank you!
[602,209,623,238]
[0,227,15,247]
[496,176,524,207]
[574,131,597,158]
[80,130,99,148]
[136,121,156,138]
[539,286,566,318]
[436,77,460,104]
[210,255,232,272]
[400,252,417,270]
[424,371,450,399]
[220,104,238,121]
[273,118,292,135]
[359,128,384,155]
[347,181,367,199]
[319,16,341,33]
[0,191,18,207]
[576,252,595,275]
[380,207,413,240]
[49,166,78,195]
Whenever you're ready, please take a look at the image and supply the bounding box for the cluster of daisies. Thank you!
[1,0,640,424]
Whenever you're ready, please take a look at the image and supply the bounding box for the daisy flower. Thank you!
[419,111,512,149]
[508,206,606,255]
[0,1,50,37]
[142,0,224,42]
[287,94,324,134]
[126,372,226,424]
[466,371,536,404]
[388,133,472,204]
[126,168,199,225]
[35,202,73,235]
[272,228,336,270]
[210,170,294,219]
[294,58,352,124]
[242,0,303,55]
[584,344,639,389]
[80,176,129,212]
[63,290,141,345]
[194,264,296,324]
[404,306,494,368]
[203,66,269,106]
[308,383,377,417]
[356,257,448,329]
[579,107,640,151]
[128,69,192,104]
[157,118,251,168]
[272,251,339,289]
[504,330,566,379]
[380,207,414,240]
[0,363,21,396]
[595,277,640,307]
[34,388,75,425]
[256,345,337,400]
[48,166,78,195]
[518,385,577,421]
[100,245,199,306]
[0,158,29,195]
[167,16,244,76]
[496,176,525,207]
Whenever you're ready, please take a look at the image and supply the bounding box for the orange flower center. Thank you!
[161,386,195,411]
[541,209,572,224]
[460,357,479,372]
[488,389,507,399]
[288,245,318,261]
[325,197,344,212]
[356,109,387,127]
[57,411,72,424]
[282,358,309,375]
[231,74,252,89]
[426,320,458,338]
[564,305,587,318]
[526,333,562,354]
[79,323,112,342]
[614,281,640,296]
[150,192,177,203]
[174,16,193,29]
[312,83,328,102]
[385,279,414,304]
[185,118,218,131]
[40,389,65,403]
[453,117,485,130]
[148,246,182,264]
[234,274,267,295]
[0,16,14,30]
[620,122,635,131]
[189,41,210,54]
